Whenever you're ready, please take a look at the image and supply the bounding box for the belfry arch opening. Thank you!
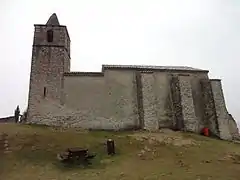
[47,30,53,42]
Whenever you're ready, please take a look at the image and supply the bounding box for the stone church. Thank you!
[27,13,239,140]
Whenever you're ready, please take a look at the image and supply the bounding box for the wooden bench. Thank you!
[57,148,95,164]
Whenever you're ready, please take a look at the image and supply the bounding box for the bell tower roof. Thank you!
[46,13,60,25]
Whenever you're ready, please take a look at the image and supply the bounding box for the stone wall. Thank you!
[228,114,239,139]
[104,70,139,129]
[63,73,106,118]
[135,72,144,128]
[170,75,184,130]
[154,73,173,128]
[190,73,209,130]
[28,24,70,122]
[0,116,15,123]
[166,72,209,132]
[27,66,238,141]
[210,79,232,140]
[29,70,139,130]
[33,24,70,57]
[178,75,198,132]
[141,72,158,130]
[200,79,219,136]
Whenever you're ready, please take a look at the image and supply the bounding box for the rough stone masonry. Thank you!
[26,13,239,141]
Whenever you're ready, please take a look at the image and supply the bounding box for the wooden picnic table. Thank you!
[57,147,95,164]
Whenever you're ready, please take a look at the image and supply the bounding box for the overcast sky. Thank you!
[0,0,239,125]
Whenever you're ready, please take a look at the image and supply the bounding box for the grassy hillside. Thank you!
[0,124,240,180]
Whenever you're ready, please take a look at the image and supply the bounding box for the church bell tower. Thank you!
[27,13,71,119]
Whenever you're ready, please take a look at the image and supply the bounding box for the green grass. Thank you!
[0,123,240,180]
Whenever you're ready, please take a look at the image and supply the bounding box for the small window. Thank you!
[43,87,47,97]
[47,30,53,42]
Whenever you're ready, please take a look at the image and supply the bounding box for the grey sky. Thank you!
[0,0,239,125]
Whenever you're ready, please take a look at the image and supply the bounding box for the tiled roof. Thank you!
[102,64,208,72]
[64,64,208,77]
[64,72,104,76]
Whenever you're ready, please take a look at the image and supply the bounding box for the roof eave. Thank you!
[102,66,209,73]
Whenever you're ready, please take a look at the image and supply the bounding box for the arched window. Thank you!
[47,30,53,42]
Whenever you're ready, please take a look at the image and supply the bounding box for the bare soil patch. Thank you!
[129,129,198,146]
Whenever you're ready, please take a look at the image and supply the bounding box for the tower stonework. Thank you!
[27,13,71,120]
[26,13,239,141]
